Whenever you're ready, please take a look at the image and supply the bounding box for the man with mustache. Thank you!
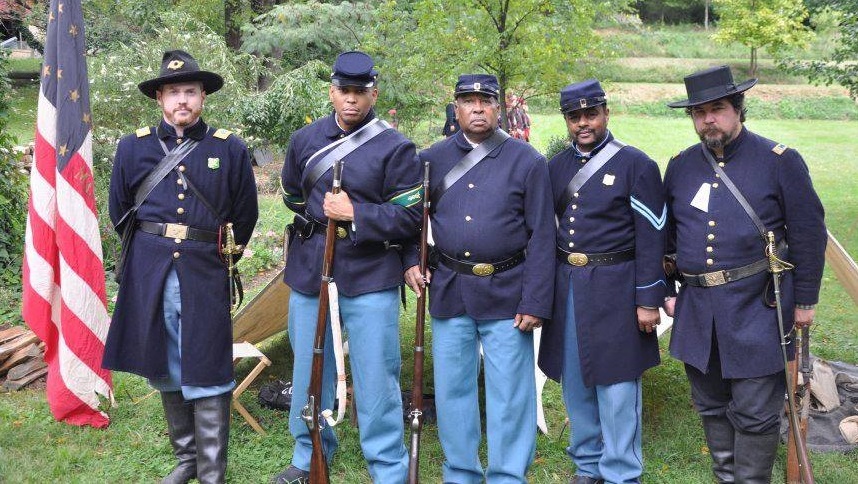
[538,79,665,484]
[105,50,259,483]
[663,65,826,483]
[404,74,554,483]
[272,51,422,483]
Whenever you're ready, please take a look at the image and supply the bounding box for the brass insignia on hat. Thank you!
[136,127,151,138]
[213,129,232,140]
[580,99,587,108]
[167,60,185,70]
[474,82,481,91]
[772,144,787,155]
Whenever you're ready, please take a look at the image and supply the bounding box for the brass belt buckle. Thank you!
[164,223,189,240]
[472,263,495,276]
[703,271,727,286]
[567,252,589,266]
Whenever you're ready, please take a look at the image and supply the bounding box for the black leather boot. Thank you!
[701,415,735,484]
[161,391,197,484]
[193,393,232,484]
[733,429,780,484]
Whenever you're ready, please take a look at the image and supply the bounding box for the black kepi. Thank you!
[138,50,224,99]
[667,65,756,108]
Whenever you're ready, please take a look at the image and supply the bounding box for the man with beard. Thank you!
[272,51,422,483]
[538,79,665,484]
[663,65,826,483]
[105,50,259,483]
[404,74,554,483]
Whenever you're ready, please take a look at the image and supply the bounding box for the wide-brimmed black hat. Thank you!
[138,50,224,99]
[667,65,757,108]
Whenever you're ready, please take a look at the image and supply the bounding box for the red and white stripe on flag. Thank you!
[21,0,113,428]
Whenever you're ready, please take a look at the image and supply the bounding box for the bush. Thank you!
[0,51,28,324]
[238,60,332,150]
[543,135,570,161]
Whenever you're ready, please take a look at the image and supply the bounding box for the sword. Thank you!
[767,231,814,484]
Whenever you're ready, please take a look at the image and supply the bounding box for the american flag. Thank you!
[21,0,113,428]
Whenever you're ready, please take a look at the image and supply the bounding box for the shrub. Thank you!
[544,135,571,160]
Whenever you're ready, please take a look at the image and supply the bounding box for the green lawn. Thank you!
[2,114,856,482]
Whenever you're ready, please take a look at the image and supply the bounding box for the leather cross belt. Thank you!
[681,258,769,287]
[138,221,219,243]
[438,250,525,277]
[556,247,635,267]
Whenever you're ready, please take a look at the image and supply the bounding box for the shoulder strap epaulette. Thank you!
[213,128,232,140]
[772,143,787,155]
[136,127,151,138]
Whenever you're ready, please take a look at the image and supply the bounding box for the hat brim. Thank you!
[331,77,377,88]
[666,78,757,108]
[138,71,224,99]
[454,89,499,99]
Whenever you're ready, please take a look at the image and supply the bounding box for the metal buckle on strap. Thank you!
[567,252,589,266]
[336,226,348,239]
[703,271,727,286]
[472,263,495,276]
[164,223,190,240]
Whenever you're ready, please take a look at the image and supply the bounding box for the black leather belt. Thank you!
[556,247,635,267]
[438,250,525,277]
[138,221,219,243]
[681,258,769,287]
[293,213,349,240]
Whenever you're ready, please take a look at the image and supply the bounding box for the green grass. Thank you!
[577,57,809,85]
[2,115,856,482]
[618,96,858,120]
[599,24,839,61]
[6,57,41,74]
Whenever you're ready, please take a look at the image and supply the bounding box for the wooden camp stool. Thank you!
[232,342,272,435]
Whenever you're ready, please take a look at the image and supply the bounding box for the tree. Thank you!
[241,1,376,70]
[712,0,812,77]
[784,1,858,99]
[370,0,630,130]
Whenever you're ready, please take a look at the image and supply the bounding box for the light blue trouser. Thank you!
[432,315,536,484]
[287,288,407,483]
[561,284,643,484]
[149,267,234,400]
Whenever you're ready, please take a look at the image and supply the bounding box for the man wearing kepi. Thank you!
[663,65,826,483]
[104,50,259,483]
[272,51,421,483]
[537,79,665,484]
[404,74,554,483]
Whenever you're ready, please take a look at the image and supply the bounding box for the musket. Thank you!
[788,326,813,483]
[407,161,430,484]
[302,160,344,484]
[767,231,814,484]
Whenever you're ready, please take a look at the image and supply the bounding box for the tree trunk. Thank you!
[704,0,710,30]
[750,47,758,77]
[225,0,243,50]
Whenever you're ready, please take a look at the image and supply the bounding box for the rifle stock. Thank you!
[302,160,344,484]
[407,161,430,484]
[787,327,813,484]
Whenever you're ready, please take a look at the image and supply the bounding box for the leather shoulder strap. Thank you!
[115,137,201,229]
[430,129,511,210]
[557,139,625,214]
[301,119,391,201]
[700,143,767,238]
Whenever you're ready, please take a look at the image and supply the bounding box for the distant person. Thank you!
[664,65,826,483]
[538,78,665,484]
[442,101,459,137]
[104,50,259,483]
[405,73,554,483]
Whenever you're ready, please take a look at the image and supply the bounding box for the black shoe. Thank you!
[271,465,310,484]
[193,393,231,484]
[570,475,604,484]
